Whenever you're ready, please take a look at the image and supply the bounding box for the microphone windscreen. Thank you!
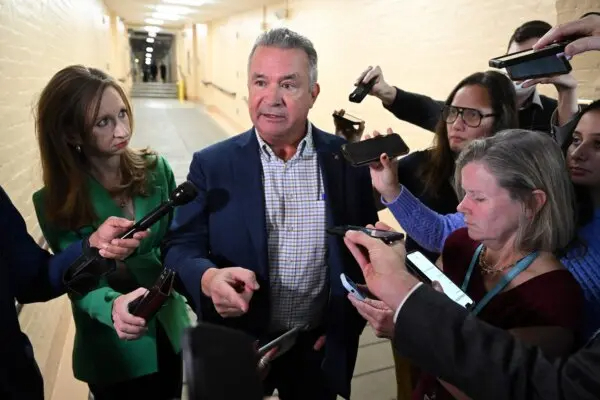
[170,181,198,206]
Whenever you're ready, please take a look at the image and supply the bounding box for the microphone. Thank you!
[120,180,198,239]
[63,181,198,297]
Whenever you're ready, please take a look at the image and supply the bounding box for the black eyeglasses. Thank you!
[442,105,497,128]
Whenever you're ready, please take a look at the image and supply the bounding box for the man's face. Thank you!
[247,46,319,142]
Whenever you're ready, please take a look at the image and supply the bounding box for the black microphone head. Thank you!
[170,181,198,206]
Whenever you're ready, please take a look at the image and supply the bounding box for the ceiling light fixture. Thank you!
[146,53,152,58]
[162,0,209,6]
[148,32,157,38]
[151,12,182,21]
[145,18,164,25]
[154,5,194,15]
[144,26,161,34]
[146,37,155,43]
[146,47,154,52]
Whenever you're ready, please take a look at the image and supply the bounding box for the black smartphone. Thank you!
[349,76,377,103]
[341,134,410,167]
[327,225,405,244]
[405,251,474,309]
[489,41,572,81]
[257,325,302,361]
[333,111,364,126]
[182,323,264,400]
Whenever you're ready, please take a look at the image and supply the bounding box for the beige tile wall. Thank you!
[0,1,131,399]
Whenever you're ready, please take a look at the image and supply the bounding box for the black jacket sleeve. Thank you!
[393,284,600,400]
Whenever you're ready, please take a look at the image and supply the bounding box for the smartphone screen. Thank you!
[406,251,474,309]
[506,54,571,80]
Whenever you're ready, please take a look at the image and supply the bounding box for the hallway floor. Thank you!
[129,98,398,400]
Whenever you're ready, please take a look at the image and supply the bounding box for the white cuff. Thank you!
[393,282,423,323]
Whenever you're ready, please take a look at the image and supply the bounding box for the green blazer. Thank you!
[32,155,191,385]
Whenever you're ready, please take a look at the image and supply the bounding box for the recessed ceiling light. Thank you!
[154,5,194,15]
[146,38,155,43]
[145,18,164,25]
[151,12,182,21]
[146,47,154,52]
[143,25,161,33]
[162,0,208,6]
[148,32,157,38]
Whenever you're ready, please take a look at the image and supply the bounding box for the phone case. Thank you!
[488,41,568,68]
[349,77,377,103]
[341,134,410,167]
[128,268,175,320]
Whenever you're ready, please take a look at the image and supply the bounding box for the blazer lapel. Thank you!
[233,130,269,278]
[313,128,346,228]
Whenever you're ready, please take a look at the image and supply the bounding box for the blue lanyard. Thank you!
[461,244,538,316]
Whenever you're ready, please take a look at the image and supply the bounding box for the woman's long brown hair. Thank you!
[36,65,157,230]
[418,71,519,197]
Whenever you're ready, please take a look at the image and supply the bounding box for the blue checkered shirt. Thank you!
[256,125,329,332]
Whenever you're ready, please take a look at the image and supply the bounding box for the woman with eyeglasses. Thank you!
[360,70,518,398]
[370,71,518,264]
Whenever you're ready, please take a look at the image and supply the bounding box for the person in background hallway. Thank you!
[163,28,378,400]
[356,20,580,143]
[0,185,147,400]
[151,62,158,82]
[160,62,167,83]
[32,65,191,400]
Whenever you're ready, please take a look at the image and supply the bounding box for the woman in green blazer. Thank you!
[32,65,190,400]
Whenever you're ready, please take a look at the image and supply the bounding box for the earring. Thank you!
[75,145,81,153]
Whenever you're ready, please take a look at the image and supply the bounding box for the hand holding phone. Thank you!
[340,273,367,301]
[489,41,572,81]
[327,225,405,244]
[349,76,377,103]
[341,133,409,167]
[257,326,303,362]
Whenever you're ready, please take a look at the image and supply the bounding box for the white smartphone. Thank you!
[405,251,474,309]
[340,273,367,301]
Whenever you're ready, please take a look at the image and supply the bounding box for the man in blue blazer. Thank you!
[0,185,148,399]
[163,28,378,400]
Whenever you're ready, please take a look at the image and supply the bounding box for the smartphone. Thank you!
[182,324,264,400]
[349,76,377,103]
[340,273,367,301]
[327,225,405,244]
[257,325,302,361]
[405,251,474,309]
[489,42,572,81]
[332,111,364,126]
[341,134,410,167]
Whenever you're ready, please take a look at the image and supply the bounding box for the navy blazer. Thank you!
[0,186,82,399]
[163,125,378,398]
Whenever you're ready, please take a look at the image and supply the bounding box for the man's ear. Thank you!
[309,83,320,108]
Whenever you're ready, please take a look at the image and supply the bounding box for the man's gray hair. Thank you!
[248,28,318,88]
